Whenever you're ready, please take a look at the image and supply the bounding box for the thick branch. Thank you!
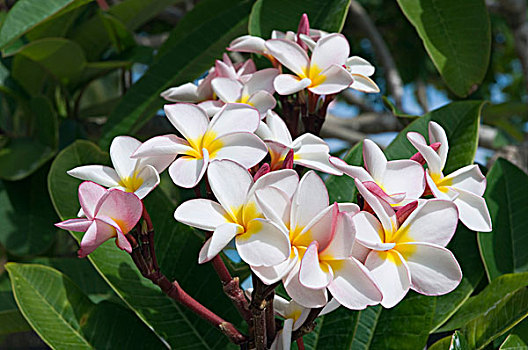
[348,0,404,109]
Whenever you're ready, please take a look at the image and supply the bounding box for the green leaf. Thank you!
[478,159,528,281]
[396,0,490,97]
[48,140,243,348]
[0,0,92,49]
[0,165,58,256]
[0,97,58,180]
[248,0,351,37]
[99,0,253,149]
[500,333,528,350]
[12,38,86,84]
[439,272,528,332]
[0,274,30,335]
[5,263,165,349]
[462,283,528,349]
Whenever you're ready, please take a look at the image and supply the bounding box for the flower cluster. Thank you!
[55,14,492,349]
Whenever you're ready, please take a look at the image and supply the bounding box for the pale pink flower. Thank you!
[55,182,143,257]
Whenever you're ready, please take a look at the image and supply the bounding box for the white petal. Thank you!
[328,258,382,309]
[197,100,224,117]
[294,203,338,250]
[164,103,209,144]
[320,298,341,316]
[351,211,391,250]
[252,248,298,284]
[350,74,380,93]
[208,103,260,136]
[291,171,329,231]
[311,33,349,71]
[196,71,215,100]
[67,165,120,188]
[211,132,268,168]
[207,159,253,223]
[136,153,176,174]
[426,171,455,200]
[211,77,243,103]
[133,165,159,199]
[132,134,193,157]
[381,159,425,200]
[363,139,387,183]
[299,241,333,289]
[453,189,492,232]
[397,242,462,296]
[320,211,356,260]
[407,131,443,175]
[428,121,449,169]
[308,65,353,95]
[215,59,238,81]
[255,187,291,232]
[443,165,486,196]
[244,68,279,95]
[174,199,229,231]
[329,156,372,182]
[270,318,293,350]
[364,250,411,308]
[168,151,209,188]
[346,56,375,76]
[247,91,277,116]
[251,168,299,198]
[161,83,199,102]
[274,74,311,95]
[110,136,141,179]
[228,35,266,54]
[265,110,293,145]
[265,39,310,77]
[394,199,458,246]
[236,219,290,267]
[355,179,397,235]
[284,264,328,308]
[199,223,242,263]
[293,135,342,175]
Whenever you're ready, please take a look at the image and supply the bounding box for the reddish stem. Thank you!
[297,338,306,350]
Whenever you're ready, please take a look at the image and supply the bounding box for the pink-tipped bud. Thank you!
[396,201,418,226]
[410,142,441,165]
[296,13,310,50]
[282,149,294,169]
[253,163,271,181]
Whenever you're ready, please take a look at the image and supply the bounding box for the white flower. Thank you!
[407,121,492,231]
[131,103,268,188]
[68,136,173,199]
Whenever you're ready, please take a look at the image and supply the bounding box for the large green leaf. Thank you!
[396,0,490,97]
[12,38,86,84]
[248,0,351,38]
[0,165,58,256]
[439,272,528,332]
[462,282,528,349]
[0,0,92,49]
[478,159,528,281]
[48,140,243,348]
[0,274,30,335]
[99,0,253,149]
[5,263,164,349]
[0,97,58,180]
[429,331,470,350]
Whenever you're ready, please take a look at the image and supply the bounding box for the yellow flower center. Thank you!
[300,64,326,88]
[118,172,144,193]
[430,172,452,194]
[185,130,223,159]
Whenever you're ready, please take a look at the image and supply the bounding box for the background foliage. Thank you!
[0,0,527,348]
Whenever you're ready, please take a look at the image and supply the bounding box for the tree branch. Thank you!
[348,0,404,109]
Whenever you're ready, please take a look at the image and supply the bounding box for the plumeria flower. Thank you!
[254,171,382,309]
[265,33,354,95]
[330,139,425,206]
[270,296,339,350]
[131,103,268,188]
[55,181,143,257]
[257,111,342,175]
[174,160,299,266]
[68,136,173,200]
[211,68,279,117]
[161,54,255,104]
[407,121,492,232]
[352,179,462,308]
